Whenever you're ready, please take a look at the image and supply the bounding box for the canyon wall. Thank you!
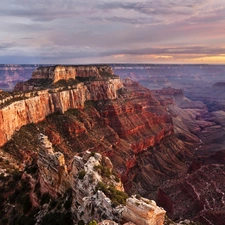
[0,65,123,147]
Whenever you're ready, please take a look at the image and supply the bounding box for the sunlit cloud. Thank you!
[113,54,125,58]
[0,0,225,64]
[191,55,225,64]
[153,55,174,59]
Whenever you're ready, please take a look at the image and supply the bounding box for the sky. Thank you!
[0,0,225,64]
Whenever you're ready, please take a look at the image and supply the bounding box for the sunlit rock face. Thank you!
[122,195,166,225]
[31,65,114,83]
[0,66,123,147]
[32,66,76,82]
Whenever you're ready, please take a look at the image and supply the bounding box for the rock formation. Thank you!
[37,133,70,196]
[36,133,165,224]
[122,195,166,225]
[0,65,123,147]
[14,65,115,91]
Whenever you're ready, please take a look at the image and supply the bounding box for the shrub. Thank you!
[78,170,86,180]
[78,220,85,225]
[88,220,98,225]
[49,199,58,209]
[64,198,72,210]
[12,170,21,181]
[96,182,128,207]
[94,165,111,178]
[14,215,36,225]
[90,152,96,157]
[8,180,16,188]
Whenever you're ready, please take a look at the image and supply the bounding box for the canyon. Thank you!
[0,64,225,224]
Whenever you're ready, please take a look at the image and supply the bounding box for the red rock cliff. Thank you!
[0,66,123,147]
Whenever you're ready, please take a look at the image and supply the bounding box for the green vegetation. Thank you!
[13,215,36,225]
[94,164,120,182]
[78,170,86,179]
[50,78,80,89]
[78,220,85,225]
[3,123,39,161]
[94,165,111,179]
[88,220,98,225]
[0,90,12,100]
[22,194,32,214]
[99,71,118,80]
[84,100,97,109]
[90,152,96,157]
[96,182,128,207]
[66,108,80,117]
[76,76,97,82]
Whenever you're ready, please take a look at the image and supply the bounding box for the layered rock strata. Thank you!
[157,164,225,225]
[23,65,114,84]
[0,66,123,147]
[122,196,166,225]
[37,133,70,196]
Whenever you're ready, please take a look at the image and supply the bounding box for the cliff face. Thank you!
[36,134,125,224]
[30,65,113,83]
[0,76,123,147]
[122,196,165,225]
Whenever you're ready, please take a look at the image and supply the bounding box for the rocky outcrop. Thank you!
[30,65,113,83]
[32,66,77,81]
[37,133,70,196]
[122,196,166,225]
[37,134,124,223]
[36,134,165,224]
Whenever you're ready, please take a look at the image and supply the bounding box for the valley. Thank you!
[0,64,225,224]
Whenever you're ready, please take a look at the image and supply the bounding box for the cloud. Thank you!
[97,0,222,25]
[1,45,225,64]
[0,0,97,22]
[89,16,160,25]
[0,0,225,64]
[0,42,15,51]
